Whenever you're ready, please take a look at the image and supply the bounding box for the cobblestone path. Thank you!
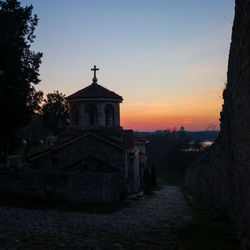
[0,186,191,249]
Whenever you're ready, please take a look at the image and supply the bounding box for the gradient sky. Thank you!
[20,0,235,131]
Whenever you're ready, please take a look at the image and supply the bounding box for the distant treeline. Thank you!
[135,130,219,143]
[184,130,219,142]
[135,130,217,184]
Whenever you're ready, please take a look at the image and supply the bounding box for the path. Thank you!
[0,186,191,249]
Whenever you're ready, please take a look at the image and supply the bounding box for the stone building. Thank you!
[27,66,148,202]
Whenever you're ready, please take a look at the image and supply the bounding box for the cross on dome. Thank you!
[91,65,99,83]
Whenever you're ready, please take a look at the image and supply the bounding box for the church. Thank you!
[28,66,148,202]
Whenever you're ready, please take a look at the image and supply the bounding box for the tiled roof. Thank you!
[66,82,123,101]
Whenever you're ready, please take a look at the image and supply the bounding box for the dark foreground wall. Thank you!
[0,171,120,203]
[186,1,250,249]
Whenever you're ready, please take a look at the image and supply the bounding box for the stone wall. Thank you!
[128,153,141,194]
[0,171,120,203]
[186,1,250,249]
[69,101,121,129]
[33,135,126,175]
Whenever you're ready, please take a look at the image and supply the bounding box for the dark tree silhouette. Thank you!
[0,0,42,163]
[27,86,43,113]
[41,91,69,135]
[145,131,194,184]
[143,168,153,195]
[151,164,157,188]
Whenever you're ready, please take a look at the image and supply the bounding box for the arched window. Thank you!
[71,104,79,125]
[105,104,114,126]
[85,104,97,126]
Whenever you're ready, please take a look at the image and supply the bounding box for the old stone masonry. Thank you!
[0,186,191,249]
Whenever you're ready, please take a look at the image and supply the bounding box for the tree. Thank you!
[0,0,42,163]
[41,91,69,135]
[151,164,157,188]
[27,86,44,113]
[20,112,49,153]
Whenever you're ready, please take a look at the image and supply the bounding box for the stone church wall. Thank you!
[0,171,120,202]
[69,101,120,129]
[128,153,141,194]
[33,135,126,175]
[186,1,250,249]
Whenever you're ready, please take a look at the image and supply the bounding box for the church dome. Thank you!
[66,66,123,130]
[66,82,123,102]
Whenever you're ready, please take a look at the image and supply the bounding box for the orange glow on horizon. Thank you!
[120,91,222,131]
[121,113,220,131]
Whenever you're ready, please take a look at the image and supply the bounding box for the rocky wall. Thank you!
[186,1,250,249]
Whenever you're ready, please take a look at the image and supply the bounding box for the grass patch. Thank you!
[177,188,241,250]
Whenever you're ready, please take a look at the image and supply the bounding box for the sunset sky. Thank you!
[20,0,235,131]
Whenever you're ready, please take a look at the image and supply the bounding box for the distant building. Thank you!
[180,126,185,132]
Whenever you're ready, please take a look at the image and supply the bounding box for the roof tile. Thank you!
[66,83,123,101]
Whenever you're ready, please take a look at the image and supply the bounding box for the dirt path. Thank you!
[0,186,191,249]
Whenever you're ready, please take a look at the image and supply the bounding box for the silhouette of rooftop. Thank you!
[66,82,123,101]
